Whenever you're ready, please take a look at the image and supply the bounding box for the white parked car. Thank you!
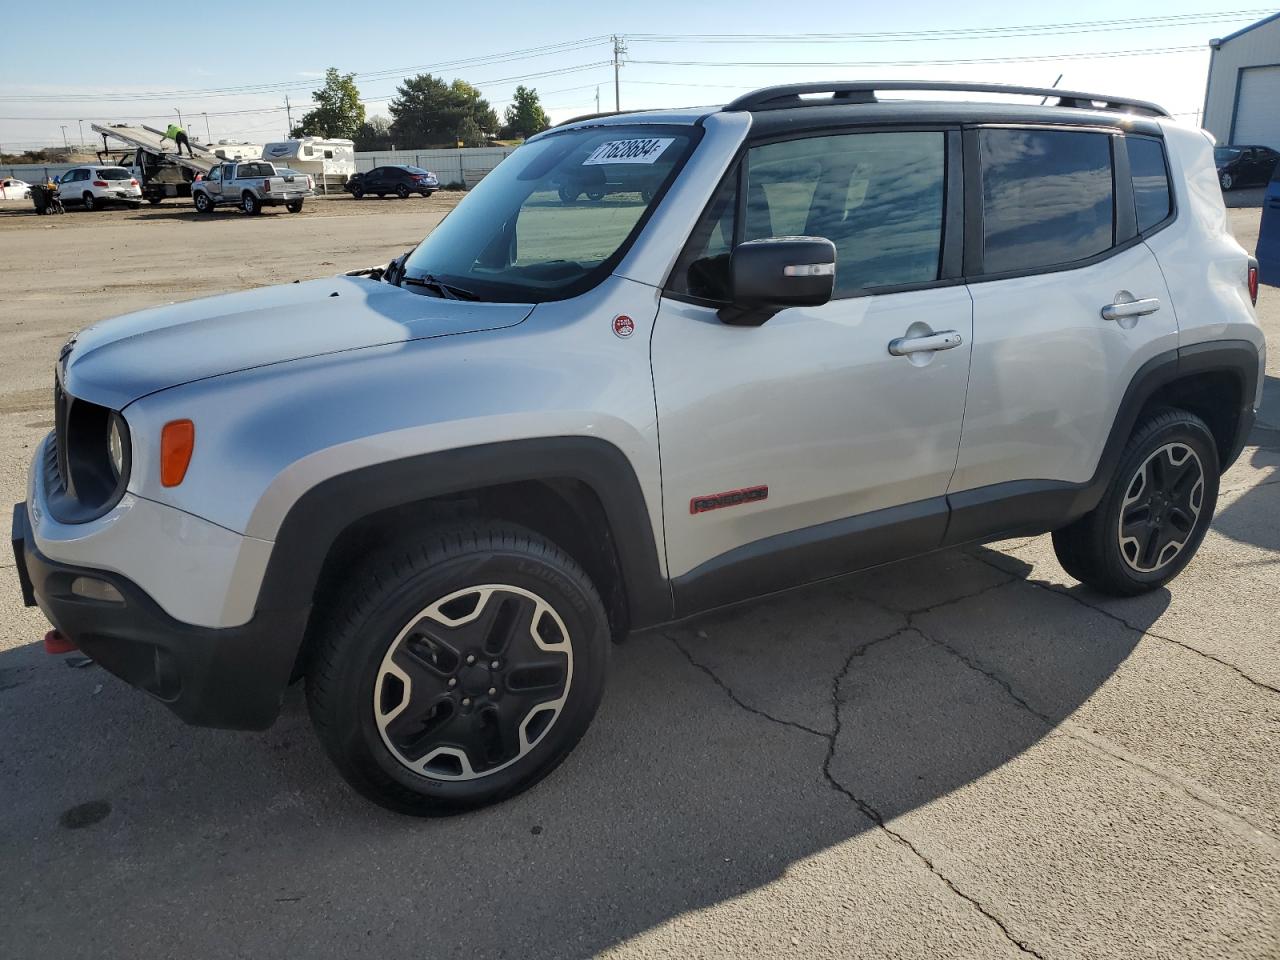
[56,166,143,210]
[1,177,31,199]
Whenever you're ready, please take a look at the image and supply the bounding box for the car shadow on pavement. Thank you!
[0,543,1165,956]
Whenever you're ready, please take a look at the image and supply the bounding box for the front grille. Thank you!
[52,372,71,496]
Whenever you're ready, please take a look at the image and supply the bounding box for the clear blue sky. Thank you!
[0,2,1273,149]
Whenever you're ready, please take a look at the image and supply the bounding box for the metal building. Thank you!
[1203,12,1280,149]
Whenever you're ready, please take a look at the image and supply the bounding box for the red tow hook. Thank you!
[43,630,77,654]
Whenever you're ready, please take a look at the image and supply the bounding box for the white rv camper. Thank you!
[260,138,355,191]
[211,140,262,161]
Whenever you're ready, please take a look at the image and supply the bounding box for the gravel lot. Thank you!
[0,196,1276,960]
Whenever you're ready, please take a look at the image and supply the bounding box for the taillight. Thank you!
[263,179,271,192]
[93,180,108,187]
[130,178,138,186]
[1248,264,1259,306]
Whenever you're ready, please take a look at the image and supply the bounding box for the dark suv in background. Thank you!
[347,165,440,199]
[1215,144,1280,190]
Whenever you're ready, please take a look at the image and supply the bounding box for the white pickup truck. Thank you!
[191,160,314,215]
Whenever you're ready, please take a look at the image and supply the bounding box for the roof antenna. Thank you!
[1040,74,1064,105]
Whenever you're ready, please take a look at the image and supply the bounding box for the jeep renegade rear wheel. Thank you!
[305,521,609,815]
[1052,409,1219,595]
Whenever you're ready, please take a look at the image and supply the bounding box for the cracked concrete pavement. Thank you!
[0,203,1277,959]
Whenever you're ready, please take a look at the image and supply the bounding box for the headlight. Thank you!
[108,414,125,478]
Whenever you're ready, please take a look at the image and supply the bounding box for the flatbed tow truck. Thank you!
[91,123,220,204]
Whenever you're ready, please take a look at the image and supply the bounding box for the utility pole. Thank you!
[78,120,84,146]
[175,107,183,128]
[202,112,211,143]
[285,95,293,138]
[60,125,68,151]
[611,35,627,112]
[595,85,600,113]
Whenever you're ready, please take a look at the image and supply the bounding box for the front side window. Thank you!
[671,130,946,300]
[980,128,1115,274]
[404,124,696,302]
[1127,136,1172,233]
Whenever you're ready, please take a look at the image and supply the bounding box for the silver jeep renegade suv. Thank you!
[12,82,1265,814]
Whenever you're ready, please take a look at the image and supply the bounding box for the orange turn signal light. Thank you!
[160,419,195,487]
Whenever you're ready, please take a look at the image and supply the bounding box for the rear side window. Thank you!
[980,129,1114,274]
[1127,136,1172,232]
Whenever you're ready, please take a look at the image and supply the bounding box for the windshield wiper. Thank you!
[402,274,480,301]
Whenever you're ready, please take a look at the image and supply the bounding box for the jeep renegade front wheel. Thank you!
[306,522,609,815]
[1052,409,1219,595]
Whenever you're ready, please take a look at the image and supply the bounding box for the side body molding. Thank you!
[944,340,1260,545]
[669,341,1260,619]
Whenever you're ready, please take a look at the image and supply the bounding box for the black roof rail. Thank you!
[722,81,1170,118]
[555,108,648,127]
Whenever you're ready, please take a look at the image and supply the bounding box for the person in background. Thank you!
[164,123,193,157]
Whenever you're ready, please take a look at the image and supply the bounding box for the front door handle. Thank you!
[1101,297,1161,321]
[888,330,964,356]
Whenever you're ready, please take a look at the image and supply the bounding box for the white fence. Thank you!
[352,147,518,187]
[2,146,520,191]
[1,162,77,184]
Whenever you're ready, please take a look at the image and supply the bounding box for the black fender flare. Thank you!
[944,340,1260,545]
[251,435,673,653]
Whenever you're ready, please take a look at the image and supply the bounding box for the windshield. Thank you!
[97,168,131,180]
[1214,147,1241,163]
[403,124,697,302]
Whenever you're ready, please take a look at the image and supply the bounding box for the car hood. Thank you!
[63,275,534,409]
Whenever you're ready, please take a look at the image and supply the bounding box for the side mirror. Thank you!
[719,237,836,326]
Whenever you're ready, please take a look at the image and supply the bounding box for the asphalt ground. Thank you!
[0,196,1276,960]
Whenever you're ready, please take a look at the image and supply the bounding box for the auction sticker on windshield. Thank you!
[583,138,674,165]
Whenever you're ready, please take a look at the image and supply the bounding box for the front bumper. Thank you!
[12,501,306,730]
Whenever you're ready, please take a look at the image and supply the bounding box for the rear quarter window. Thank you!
[979,128,1115,274]
[1126,136,1173,233]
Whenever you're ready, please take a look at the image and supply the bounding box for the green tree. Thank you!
[388,74,499,147]
[501,86,550,140]
[353,114,393,151]
[291,68,365,139]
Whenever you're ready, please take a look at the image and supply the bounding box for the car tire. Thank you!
[351,187,364,199]
[241,192,261,215]
[420,191,433,198]
[193,192,213,214]
[377,192,386,198]
[396,184,410,199]
[558,185,578,204]
[82,192,98,211]
[305,520,610,816]
[286,200,304,213]
[1220,171,1234,191]
[586,190,605,201]
[147,197,164,205]
[1052,409,1219,596]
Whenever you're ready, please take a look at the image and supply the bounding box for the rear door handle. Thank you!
[1101,298,1160,321]
[888,330,964,356]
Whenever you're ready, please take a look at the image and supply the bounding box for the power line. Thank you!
[0,37,611,103]
[629,44,1207,70]
[625,9,1274,43]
